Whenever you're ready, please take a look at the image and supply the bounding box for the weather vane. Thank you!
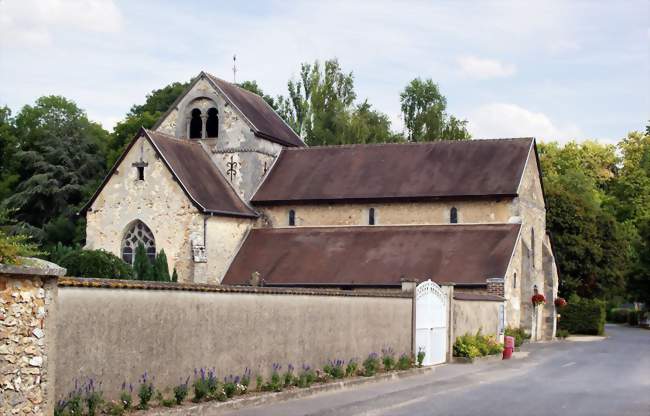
[232,54,237,83]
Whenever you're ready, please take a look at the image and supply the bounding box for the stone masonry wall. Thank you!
[0,272,58,415]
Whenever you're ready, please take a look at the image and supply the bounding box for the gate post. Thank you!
[445,284,454,363]
[401,278,418,360]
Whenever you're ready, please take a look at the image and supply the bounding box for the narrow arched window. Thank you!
[450,207,458,224]
[368,208,375,225]
[121,220,156,264]
[288,209,296,226]
[513,272,517,289]
[189,108,202,139]
[206,107,218,138]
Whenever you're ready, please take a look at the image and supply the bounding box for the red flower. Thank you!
[531,293,546,306]
[554,297,567,308]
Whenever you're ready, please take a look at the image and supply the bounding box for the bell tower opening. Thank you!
[189,108,202,139]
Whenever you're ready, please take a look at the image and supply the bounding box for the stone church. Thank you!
[83,71,559,340]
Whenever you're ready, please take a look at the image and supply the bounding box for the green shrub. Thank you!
[397,353,412,370]
[556,329,570,339]
[558,297,606,335]
[608,308,630,323]
[362,353,380,376]
[416,347,425,367]
[453,332,504,359]
[345,360,358,377]
[381,347,396,371]
[627,310,641,326]
[58,248,133,279]
[505,327,531,347]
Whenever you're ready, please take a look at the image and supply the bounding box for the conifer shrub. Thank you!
[133,243,153,281]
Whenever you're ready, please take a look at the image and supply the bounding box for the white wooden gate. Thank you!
[415,279,448,365]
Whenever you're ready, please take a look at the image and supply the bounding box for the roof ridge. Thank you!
[204,72,265,101]
[253,223,520,232]
[286,137,535,151]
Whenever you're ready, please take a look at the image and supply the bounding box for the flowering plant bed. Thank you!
[531,293,546,306]
[55,350,423,416]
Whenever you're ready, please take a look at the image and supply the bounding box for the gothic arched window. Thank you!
[206,107,219,138]
[189,108,202,139]
[450,207,458,224]
[121,220,156,264]
[288,209,296,226]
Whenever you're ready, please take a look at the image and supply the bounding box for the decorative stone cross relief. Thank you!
[226,155,238,182]
[131,142,148,180]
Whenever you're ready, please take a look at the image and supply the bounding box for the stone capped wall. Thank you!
[0,269,59,416]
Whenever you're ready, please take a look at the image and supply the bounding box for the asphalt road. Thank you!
[222,324,650,416]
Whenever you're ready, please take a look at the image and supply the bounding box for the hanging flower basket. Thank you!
[531,293,546,306]
[554,297,567,308]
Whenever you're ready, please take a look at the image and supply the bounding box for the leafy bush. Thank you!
[345,359,358,377]
[324,359,345,379]
[627,310,641,326]
[137,372,155,409]
[556,329,570,339]
[58,248,133,279]
[397,353,412,370]
[173,377,189,405]
[417,347,425,367]
[362,353,380,376]
[296,365,315,388]
[558,297,606,335]
[453,331,504,360]
[608,308,630,323]
[505,327,531,347]
[381,347,396,371]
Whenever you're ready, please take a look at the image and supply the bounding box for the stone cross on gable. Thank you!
[131,142,149,180]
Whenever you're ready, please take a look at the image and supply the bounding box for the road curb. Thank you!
[139,366,435,415]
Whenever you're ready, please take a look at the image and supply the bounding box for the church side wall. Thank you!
[202,216,253,284]
[511,147,554,339]
[259,200,514,228]
[85,136,203,283]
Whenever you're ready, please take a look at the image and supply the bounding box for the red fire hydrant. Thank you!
[503,336,515,360]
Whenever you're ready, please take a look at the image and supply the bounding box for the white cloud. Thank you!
[468,102,582,143]
[457,56,516,79]
[0,0,123,47]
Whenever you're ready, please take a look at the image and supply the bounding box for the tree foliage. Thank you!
[57,248,133,279]
[399,78,470,142]
[132,243,153,281]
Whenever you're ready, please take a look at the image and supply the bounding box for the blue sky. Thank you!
[0,0,647,143]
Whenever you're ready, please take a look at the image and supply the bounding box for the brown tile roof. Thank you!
[206,74,305,148]
[252,138,534,204]
[454,292,506,302]
[222,224,521,287]
[81,129,257,218]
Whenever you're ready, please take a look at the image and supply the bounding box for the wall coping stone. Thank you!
[59,277,412,298]
[0,257,66,277]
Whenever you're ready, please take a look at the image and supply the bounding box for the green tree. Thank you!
[3,96,108,246]
[399,78,470,141]
[171,268,178,283]
[0,107,19,200]
[276,58,397,146]
[627,216,650,304]
[153,249,171,282]
[106,81,190,166]
[133,243,153,281]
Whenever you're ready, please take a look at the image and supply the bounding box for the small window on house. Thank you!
[369,208,375,225]
[288,209,296,226]
[206,107,219,138]
[189,108,202,139]
[137,166,145,181]
[513,272,517,289]
[450,207,458,224]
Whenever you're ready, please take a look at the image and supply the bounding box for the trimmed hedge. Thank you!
[58,249,133,279]
[558,298,605,335]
